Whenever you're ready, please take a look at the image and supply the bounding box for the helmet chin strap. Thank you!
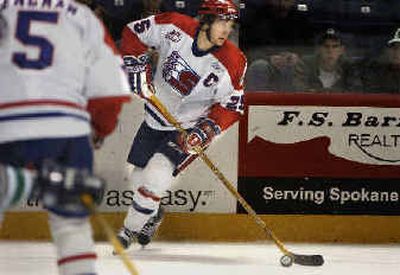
[206,27,213,45]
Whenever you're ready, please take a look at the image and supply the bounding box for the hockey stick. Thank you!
[173,152,198,176]
[81,194,140,275]
[148,94,324,267]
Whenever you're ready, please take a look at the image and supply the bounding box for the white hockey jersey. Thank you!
[0,0,131,143]
[121,12,247,131]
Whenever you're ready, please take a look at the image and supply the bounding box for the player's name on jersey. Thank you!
[1,0,79,15]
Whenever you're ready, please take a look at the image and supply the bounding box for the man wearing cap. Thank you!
[293,28,360,93]
[361,28,400,94]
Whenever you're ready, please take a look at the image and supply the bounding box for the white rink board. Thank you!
[12,100,238,213]
[95,100,238,213]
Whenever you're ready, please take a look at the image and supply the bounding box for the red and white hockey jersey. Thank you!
[0,1,131,143]
[121,12,247,131]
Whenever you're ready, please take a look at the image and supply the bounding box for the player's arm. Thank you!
[180,54,248,154]
[120,13,177,96]
[84,11,131,148]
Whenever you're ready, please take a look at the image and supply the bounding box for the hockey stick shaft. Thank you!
[148,95,291,255]
[81,194,140,275]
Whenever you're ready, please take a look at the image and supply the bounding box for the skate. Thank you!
[137,206,164,247]
[114,226,138,254]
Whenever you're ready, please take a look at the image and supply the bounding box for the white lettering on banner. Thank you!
[248,106,400,165]
[262,186,400,205]
[263,186,325,205]
[329,187,399,204]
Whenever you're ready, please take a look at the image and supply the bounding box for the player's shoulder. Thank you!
[215,40,247,70]
[155,12,198,36]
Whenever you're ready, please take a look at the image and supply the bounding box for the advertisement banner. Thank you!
[12,101,239,214]
[239,93,400,215]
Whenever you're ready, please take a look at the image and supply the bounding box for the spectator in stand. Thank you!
[241,0,313,92]
[240,0,314,59]
[161,0,202,17]
[246,51,299,92]
[293,28,361,93]
[92,0,161,42]
[361,28,400,94]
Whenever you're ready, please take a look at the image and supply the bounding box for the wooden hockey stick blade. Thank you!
[292,253,324,266]
[81,194,140,275]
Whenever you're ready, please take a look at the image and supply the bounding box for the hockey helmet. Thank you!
[198,0,239,20]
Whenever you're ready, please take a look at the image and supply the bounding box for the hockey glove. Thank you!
[30,160,105,217]
[91,131,104,150]
[123,55,154,99]
[178,118,221,154]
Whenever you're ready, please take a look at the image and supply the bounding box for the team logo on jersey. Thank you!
[211,61,222,72]
[203,73,219,87]
[165,30,182,43]
[162,51,200,96]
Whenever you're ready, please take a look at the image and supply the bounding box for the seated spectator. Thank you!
[361,28,400,94]
[161,0,201,17]
[93,0,161,42]
[240,0,314,57]
[246,51,300,92]
[294,28,361,93]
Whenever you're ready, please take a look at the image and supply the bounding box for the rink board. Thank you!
[3,94,400,243]
[3,212,400,243]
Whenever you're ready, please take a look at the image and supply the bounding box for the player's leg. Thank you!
[1,137,99,275]
[119,153,173,248]
[41,137,100,275]
[118,122,184,249]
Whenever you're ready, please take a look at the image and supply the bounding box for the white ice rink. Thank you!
[0,241,400,275]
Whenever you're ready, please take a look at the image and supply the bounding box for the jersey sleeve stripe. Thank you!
[0,100,86,110]
[0,112,89,123]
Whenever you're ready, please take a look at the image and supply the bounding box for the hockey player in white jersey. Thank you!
[117,0,247,250]
[0,1,131,274]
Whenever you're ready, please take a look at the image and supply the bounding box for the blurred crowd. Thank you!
[243,0,400,94]
[79,0,400,94]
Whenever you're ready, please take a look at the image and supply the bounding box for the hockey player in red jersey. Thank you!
[117,0,247,250]
[0,1,131,274]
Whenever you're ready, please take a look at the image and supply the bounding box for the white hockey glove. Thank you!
[178,118,221,154]
[123,55,154,99]
[30,160,105,217]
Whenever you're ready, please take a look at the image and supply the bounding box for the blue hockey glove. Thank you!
[178,118,221,154]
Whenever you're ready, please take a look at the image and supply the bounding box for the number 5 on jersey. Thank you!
[13,11,58,70]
